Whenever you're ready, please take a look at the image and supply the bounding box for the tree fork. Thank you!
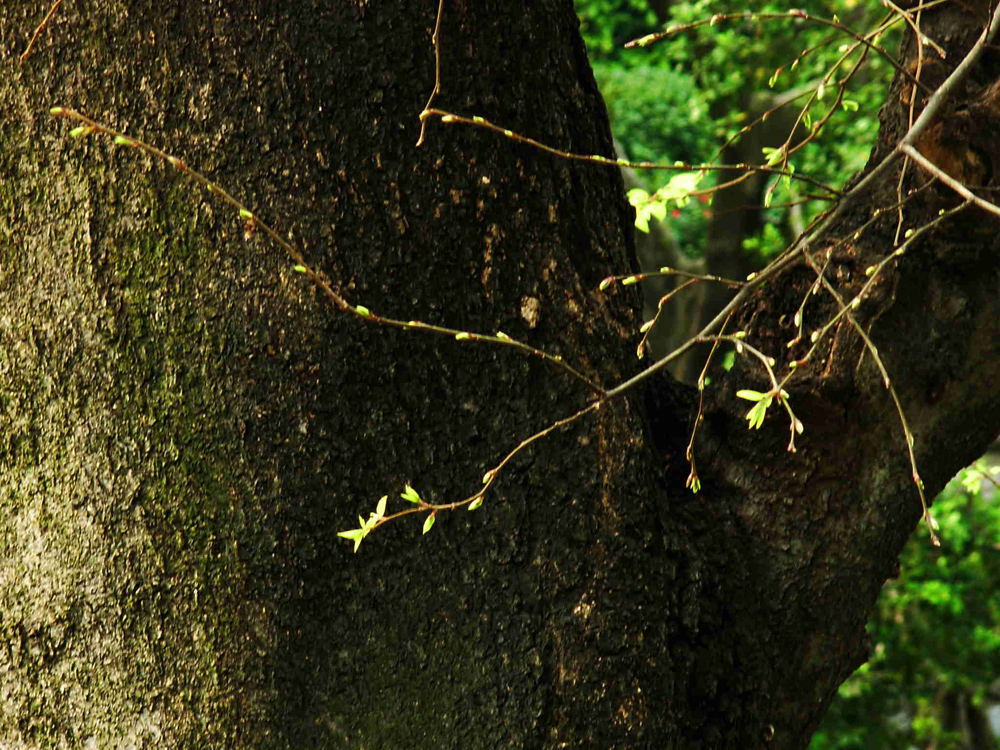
[0,1,997,748]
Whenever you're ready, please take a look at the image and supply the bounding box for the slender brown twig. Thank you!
[625,10,925,91]
[19,0,65,63]
[425,109,842,196]
[49,107,606,396]
[416,0,446,147]
[901,144,1000,217]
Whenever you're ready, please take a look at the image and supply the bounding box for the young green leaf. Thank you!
[468,497,483,511]
[627,187,650,206]
[744,397,772,430]
[401,485,422,504]
[648,201,667,222]
[422,513,436,534]
[337,528,367,553]
[762,147,784,167]
[660,171,701,205]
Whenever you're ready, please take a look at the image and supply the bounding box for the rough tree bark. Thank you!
[0,1,996,749]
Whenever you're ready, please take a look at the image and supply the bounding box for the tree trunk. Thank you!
[1,2,996,749]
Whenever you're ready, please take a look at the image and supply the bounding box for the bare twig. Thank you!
[636,279,700,360]
[416,0,447,147]
[684,315,732,494]
[425,109,842,196]
[599,267,743,291]
[901,144,1000,217]
[49,107,606,396]
[881,0,947,58]
[19,0,65,63]
[348,401,600,543]
[625,10,922,90]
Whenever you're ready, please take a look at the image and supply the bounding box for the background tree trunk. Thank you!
[1,1,997,748]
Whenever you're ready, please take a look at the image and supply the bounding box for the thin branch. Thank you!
[425,109,842,196]
[48,107,606,396]
[900,3,1000,150]
[901,144,1000,217]
[781,199,970,379]
[797,240,966,546]
[19,0,65,63]
[625,10,922,90]
[354,401,600,542]
[881,0,947,58]
[599,268,742,291]
[635,278,700,360]
[684,314,732,494]
[416,0,446,147]
[429,402,600,513]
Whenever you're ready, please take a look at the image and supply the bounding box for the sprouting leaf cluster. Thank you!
[336,484,436,553]
[627,171,702,233]
[736,388,777,430]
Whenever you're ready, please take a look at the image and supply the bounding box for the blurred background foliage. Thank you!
[574,1,1000,747]
[811,461,1000,750]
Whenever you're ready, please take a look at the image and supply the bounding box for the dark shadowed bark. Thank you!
[1,1,997,749]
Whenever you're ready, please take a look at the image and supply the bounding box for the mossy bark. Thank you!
[0,1,997,749]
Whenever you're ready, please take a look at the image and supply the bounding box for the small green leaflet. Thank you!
[337,527,367,553]
[337,495,388,553]
[761,147,785,167]
[627,172,702,233]
[744,400,770,429]
[737,389,773,430]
